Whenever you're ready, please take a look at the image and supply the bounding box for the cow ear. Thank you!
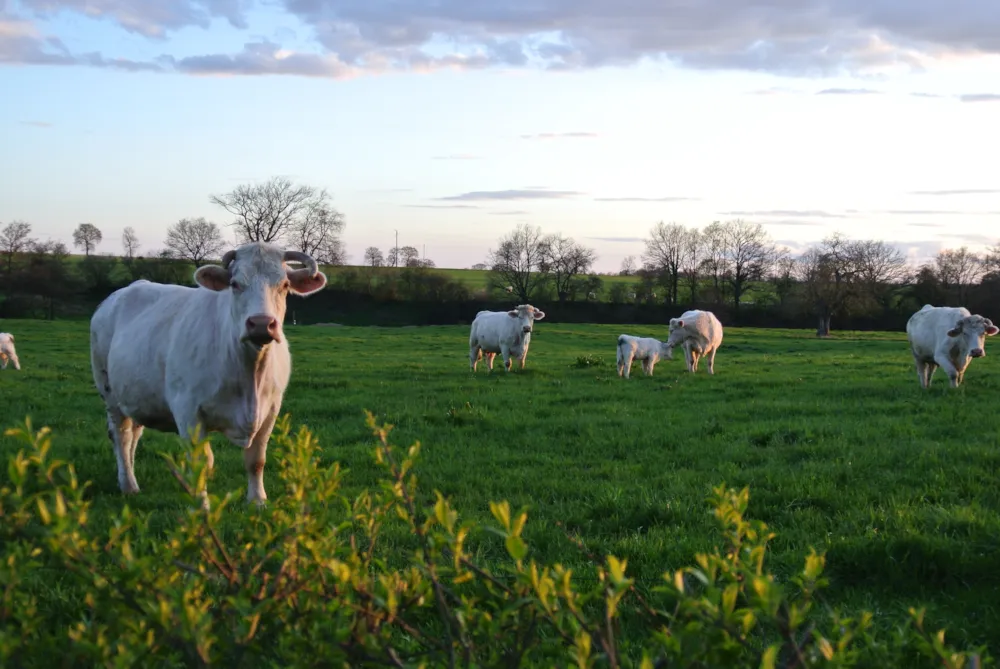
[946,323,963,337]
[287,268,327,296]
[194,264,230,291]
[987,325,999,336]
[507,310,519,318]
[533,309,546,320]
[675,320,685,329]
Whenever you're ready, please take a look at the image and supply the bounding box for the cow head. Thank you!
[507,304,546,334]
[664,318,687,358]
[946,315,999,358]
[194,243,327,350]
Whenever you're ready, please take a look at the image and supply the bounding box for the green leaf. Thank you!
[505,535,527,561]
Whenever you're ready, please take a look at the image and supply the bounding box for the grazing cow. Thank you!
[469,304,546,372]
[0,332,20,370]
[666,309,724,374]
[616,334,670,378]
[89,242,327,504]
[906,304,998,388]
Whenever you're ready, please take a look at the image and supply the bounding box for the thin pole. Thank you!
[395,229,398,267]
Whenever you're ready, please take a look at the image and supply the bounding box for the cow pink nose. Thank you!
[523,326,531,333]
[971,348,985,358]
[245,315,277,345]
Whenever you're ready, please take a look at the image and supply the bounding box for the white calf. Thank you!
[906,304,998,388]
[0,333,20,370]
[616,334,670,378]
[666,309,724,374]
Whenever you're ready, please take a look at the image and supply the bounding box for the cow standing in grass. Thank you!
[469,304,546,372]
[616,334,670,379]
[89,242,327,504]
[666,309,724,374]
[906,304,998,388]
[0,332,20,370]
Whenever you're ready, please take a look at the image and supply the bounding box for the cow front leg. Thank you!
[933,353,961,387]
[501,344,513,372]
[622,353,634,378]
[486,352,496,371]
[244,409,278,505]
[706,348,717,375]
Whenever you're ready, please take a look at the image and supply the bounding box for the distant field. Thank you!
[2,319,1000,653]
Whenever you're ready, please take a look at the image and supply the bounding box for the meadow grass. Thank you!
[2,318,1000,652]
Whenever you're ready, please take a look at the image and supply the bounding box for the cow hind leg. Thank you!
[486,352,496,371]
[470,346,481,372]
[106,410,140,494]
[707,348,717,375]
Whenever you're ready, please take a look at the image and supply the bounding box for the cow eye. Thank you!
[230,280,240,291]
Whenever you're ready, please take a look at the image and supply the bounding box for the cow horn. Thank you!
[984,317,995,327]
[221,250,236,269]
[283,250,318,275]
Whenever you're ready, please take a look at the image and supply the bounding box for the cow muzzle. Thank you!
[971,348,985,358]
[522,326,532,334]
[244,314,280,347]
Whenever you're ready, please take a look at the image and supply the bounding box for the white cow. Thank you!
[89,242,327,504]
[906,304,998,388]
[666,309,724,374]
[469,304,546,372]
[0,332,20,370]
[616,334,670,378]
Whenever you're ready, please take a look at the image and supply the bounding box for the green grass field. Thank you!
[2,319,1000,652]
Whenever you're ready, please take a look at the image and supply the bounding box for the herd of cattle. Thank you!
[0,241,997,505]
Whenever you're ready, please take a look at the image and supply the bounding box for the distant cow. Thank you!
[906,304,998,388]
[666,309,724,374]
[89,243,327,504]
[616,334,670,378]
[0,333,20,370]
[469,304,546,372]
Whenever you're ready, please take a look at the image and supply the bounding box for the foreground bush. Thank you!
[0,415,991,667]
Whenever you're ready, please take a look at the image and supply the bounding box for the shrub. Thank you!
[0,416,990,667]
[574,354,606,368]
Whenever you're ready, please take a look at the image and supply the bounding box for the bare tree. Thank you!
[681,227,704,304]
[470,262,487,270]
[315,237,346,266]
[540,234,597,302]
[619,255,637,276]
[363,246,384,267]
[935,247,982,303]
[288,201,346,261]
[853,240,909,314]
[122,226,141,260]
[800,234,861,336]
[73,223,103,256]
[768,248,797,308]
[386,247,400,268]
[0,220,35,281]
[210,176,333,243]
[486,223,547,302]
[643,222,687,305]
[699,221,728,303]
[400,246,420,267]
[164,218,225,265]
[983,242,1000,281]
[721,220,776,311]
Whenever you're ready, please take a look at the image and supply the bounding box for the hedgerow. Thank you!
[0,414,990,668]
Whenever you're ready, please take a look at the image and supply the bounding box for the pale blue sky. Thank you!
[3,0,1000,272]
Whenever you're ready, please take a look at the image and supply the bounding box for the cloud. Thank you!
[909,188,1000,195]
[762,220,826,227]
[883,209,1000,215]
[587,236,645,243]
[403,204,480,209]
[10,0,1000,79]
[746,86,804,95]
[594,196,700,202]
[19,120,52,127]
[815,87,881,95]
[719,209,851,218]
[959,93,1000,103]
[490,210,529,215]
[910,92,945,98]
[432,154,482,160]
[520,132,598,140]
[906,222,944,228]
[437,188,583,201]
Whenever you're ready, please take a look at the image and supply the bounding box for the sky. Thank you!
[2,0,1000,273]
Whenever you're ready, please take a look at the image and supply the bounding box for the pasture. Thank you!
[2,318,1000,653]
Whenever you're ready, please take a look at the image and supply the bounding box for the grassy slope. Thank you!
[2,320,999,651]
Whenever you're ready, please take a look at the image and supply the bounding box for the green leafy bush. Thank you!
[574,354,606,368]
[0,415,991,667]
